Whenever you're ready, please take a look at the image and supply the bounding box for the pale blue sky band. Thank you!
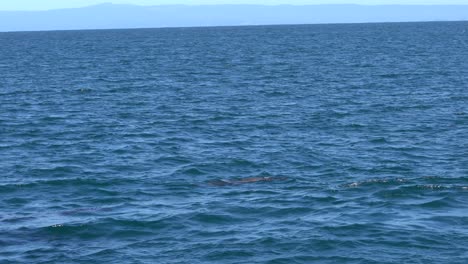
[2,0,468,11]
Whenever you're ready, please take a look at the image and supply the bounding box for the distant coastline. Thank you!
[2,20,468,34]
[1,4,468,32]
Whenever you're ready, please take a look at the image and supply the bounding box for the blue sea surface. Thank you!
[1,22,468,263]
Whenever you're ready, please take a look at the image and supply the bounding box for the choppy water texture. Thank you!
[1,22,468,264]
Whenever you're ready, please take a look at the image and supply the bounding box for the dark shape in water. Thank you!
[207,176,288,186]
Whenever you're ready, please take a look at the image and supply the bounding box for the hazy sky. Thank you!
[1,0,468,11]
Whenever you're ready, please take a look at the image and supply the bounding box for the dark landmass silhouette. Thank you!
[1,3,468,32]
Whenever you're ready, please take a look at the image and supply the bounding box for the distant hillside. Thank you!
[1,4,468,32]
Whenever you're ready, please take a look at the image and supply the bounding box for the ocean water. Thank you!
[1,22,468,263]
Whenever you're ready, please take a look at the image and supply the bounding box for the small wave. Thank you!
[368,137,389,144]
[421,215,468,226]
[378,73,404,79]
[76,88,93,93]
[415,184,468,192]
[60,207,114,216]
[417,197,458,208]
[174,166,206,176]
[342,176,468,191]
[342,178,407,188]
[188,213,243,225]
[28,165,85,176]
[1,216,36,224]
[0,177,135,192]
[37,217,181,239]
[207,176,289,187]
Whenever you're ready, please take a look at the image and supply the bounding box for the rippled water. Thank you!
[1,22,468,263]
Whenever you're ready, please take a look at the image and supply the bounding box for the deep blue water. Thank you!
[1,22,468,263]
